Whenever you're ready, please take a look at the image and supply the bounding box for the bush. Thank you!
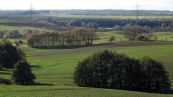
[12,60,36,85]
[0,78,11,84]
[0,40,25,68]
[137,35,149,41]
[74,50,170,91]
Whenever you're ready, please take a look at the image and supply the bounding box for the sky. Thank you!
[0,0,172,10]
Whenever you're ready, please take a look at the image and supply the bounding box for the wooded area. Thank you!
[27,28,96,48]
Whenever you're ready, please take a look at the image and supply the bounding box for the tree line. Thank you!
[27,28,97,48]
[69,19,173,32]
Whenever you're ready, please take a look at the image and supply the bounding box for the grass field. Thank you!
[0,42,173,97]
[43,14,173,20]
[0,25,53,33]
[95,31,173,44]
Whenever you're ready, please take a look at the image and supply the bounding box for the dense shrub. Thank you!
[0,40,25,68]
[74,50,170,91]
[12,60,36,85]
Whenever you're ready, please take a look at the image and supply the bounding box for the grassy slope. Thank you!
[0,43,173,97]
[0,25,52,33]
[154,32,173,41]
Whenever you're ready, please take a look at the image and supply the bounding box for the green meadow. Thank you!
[43,14,173,20]
[0,42,173,97]
[0,25,53,33]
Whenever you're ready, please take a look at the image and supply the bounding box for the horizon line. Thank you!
[0,9,173,11]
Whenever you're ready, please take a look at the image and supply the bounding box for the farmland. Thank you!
[0,9,173,97]
[0,42,173,97]
[43,14,173,20]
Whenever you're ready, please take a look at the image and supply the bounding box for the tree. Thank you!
[141,57,170,90]
[74,50,171,91]
[74,50,115,88]
[0,40,25,68]
[12,60,36,85]
[123,25,150,40]
[108,35,115,43]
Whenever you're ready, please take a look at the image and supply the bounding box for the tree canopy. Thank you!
[74,50,170,91]
[12,60,36,85]
[0,40,25,68]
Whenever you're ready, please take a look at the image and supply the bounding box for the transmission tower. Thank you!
[30,1,33,18]
[136,4,139,22]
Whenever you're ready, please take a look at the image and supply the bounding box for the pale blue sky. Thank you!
[0,0,172,10]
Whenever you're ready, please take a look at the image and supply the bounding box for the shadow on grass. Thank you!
[116,88,173,94]
[82,86,173,94]
[30,65,42,69]
[30,82,54,86]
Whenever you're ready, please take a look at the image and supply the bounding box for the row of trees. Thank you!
[27,28,97,48]
[74,50,170,91]
[69,19,173,31]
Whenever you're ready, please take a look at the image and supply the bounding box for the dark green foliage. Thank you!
[109,55,144,90]
[74,50,171,91]
[140,57,170,90]
[12,60,36,85]
[0,40,25,68]
[0,78,11,84]
[74,50,114,88]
